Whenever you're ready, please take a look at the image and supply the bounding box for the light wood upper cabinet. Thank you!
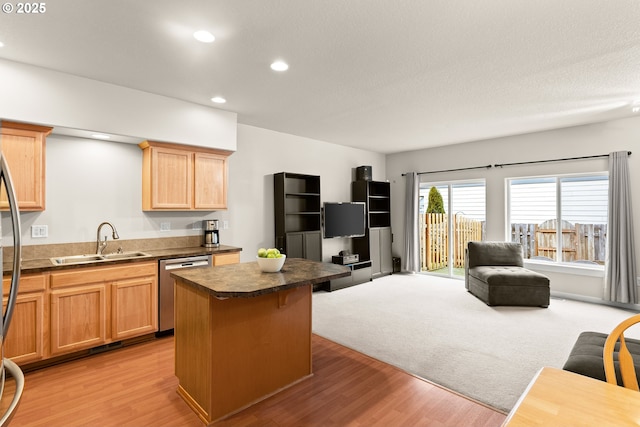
[194,152,228,210]
[0,121,52,211]
[140,141,232,211]
[146,144,192,210]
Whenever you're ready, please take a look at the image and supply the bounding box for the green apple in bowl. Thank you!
[257,248,283,258]
[256,247,286,272]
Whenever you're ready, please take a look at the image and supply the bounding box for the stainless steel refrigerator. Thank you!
[0,149,25,425]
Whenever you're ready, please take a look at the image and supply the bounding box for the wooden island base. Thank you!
[174,279,313,424]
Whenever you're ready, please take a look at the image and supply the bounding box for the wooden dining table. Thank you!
[503,366,640,426]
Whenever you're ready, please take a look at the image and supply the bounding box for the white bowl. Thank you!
[256,255,286,272]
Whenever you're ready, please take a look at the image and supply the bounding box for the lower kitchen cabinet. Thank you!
[2,273,47,364]
[50,284,107,355]
[49,262,158,357]
[111,275,157,340]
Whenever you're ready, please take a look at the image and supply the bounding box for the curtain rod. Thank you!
[494,151,632,168]
[402,165,492,176]
[402,151,632,176]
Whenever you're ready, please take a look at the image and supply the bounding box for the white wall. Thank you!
[386,116,640,301]
[14,134,220,246]
[0,59,237,150]
[4,124,385,264]
[226,124,386,263]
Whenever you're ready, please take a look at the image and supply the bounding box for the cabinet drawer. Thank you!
[213,252,240,266]
[50,262,157,289]
[3,273,46,295]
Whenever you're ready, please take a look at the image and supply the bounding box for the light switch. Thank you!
[31,225,48,238]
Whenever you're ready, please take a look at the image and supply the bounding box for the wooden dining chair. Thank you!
[603,313,640,390]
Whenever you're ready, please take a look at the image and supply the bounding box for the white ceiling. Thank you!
[1,1,640,154]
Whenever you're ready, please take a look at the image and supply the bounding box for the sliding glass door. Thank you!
[419,180,485,277]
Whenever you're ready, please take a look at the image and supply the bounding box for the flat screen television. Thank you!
[323,202,366,238]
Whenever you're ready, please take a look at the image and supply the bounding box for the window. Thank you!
[508,174,608,266]
[419,180,486,277]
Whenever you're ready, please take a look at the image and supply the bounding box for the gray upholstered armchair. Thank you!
[465,241,550,307]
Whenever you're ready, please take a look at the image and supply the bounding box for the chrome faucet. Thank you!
[96,222,120,255]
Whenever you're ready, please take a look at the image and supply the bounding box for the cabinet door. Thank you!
[285,232,322,261]
[112,276,157,340]
[3,292,45,364]
[369,228,381,275]
[370,227,392,277]
[2,273,47,364]
[150,146,192,209]
[194,152,227,210]
[50,284,107,355]
[379,227,393,275]
[0,124,50,210]
[285,233,305,258]
[303,231,322,262]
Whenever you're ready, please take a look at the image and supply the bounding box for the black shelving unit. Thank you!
[352,180,393,278]
[274,172,322,261]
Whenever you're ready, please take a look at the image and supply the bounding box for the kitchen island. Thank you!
[170,257,350,424]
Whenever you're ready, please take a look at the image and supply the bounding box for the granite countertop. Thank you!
[171,257,351,298]
[6,244,243,275]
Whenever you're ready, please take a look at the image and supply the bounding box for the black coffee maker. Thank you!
[203,219,220,248]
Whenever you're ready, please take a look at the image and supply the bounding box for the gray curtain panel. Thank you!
[605,151,637,303]
[403,172,420,273]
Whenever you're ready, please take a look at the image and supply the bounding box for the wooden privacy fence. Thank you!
[511,219,607,264]
[420,214,483,271]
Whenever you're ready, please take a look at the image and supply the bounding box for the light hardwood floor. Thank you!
[6,335,506,427]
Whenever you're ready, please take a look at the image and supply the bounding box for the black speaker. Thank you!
[356,166,372,181]
[393,257,401,273]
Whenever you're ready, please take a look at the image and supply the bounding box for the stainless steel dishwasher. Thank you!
[158,255,212,334]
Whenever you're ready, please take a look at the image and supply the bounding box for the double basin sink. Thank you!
[50,251,152,266]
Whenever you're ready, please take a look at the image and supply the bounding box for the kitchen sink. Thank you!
[101,251,151,260]
[50,251,151,265]
[50,254,105,265]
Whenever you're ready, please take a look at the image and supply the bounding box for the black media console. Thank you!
[328,260,372,291]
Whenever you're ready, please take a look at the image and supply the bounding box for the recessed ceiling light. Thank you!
[92,134,111,140]
[211,96,226,104]
[193,30,215,43]
[270,61,289,72]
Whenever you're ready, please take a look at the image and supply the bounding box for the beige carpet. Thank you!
[312,273,638,412]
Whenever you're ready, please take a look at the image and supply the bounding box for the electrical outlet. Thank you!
[160,222,171,231]
[223,220,229,229]
[31,225,48,238]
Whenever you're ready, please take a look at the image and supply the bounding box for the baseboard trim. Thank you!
[551,291,640,312]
